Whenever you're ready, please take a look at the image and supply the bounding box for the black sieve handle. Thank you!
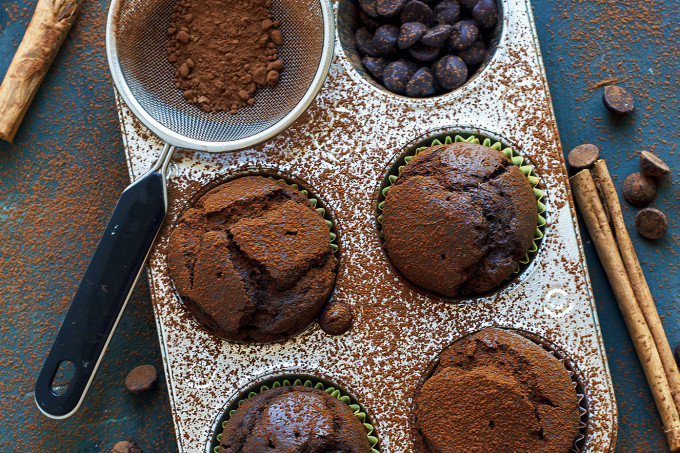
[34,170,167,419]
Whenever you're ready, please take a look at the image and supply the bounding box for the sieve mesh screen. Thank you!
[110,0,326,144]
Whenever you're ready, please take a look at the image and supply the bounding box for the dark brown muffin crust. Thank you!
[167,176,336,342]
[218,386,372,453]
[412,328,581,453]
[381,142,537,297]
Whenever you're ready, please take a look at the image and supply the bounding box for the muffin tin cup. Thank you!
[376,131,547,301]
[165,170,341,344]
[410,327,589,453]
[113,0,618,450]
[206,373,380,453]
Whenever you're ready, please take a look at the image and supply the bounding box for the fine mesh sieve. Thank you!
[35,0,334,421]
[106,0,334,151]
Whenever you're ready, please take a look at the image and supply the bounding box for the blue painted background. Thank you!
[0,0,677,451]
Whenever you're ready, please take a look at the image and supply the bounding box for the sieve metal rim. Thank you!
[105,0,335,153]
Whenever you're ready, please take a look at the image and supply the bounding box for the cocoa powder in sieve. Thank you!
[166,0,284,114]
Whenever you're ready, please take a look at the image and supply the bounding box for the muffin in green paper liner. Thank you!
[211,377,380,453]
[167,175,339,343]
[377,134,546,298]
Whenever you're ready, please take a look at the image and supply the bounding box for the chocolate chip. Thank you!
[359,0,380,18]
[373,24,400,56]
[355,27,379,57]
[459,0,479,10]
[472,0,499,29]
[458,40,486,66]
[400,0,435,26]
[111,441,143,453]
[399,22,428,49]
[362,56,389,79]
[434,0,460,24]
[318,301,353,335]
[406,67,436,97]
[635,208,668,240]
[622,172,657,207]
[377,0,407,17]
[360,9,382,29]
[382,60,416,94]
[603,85,635,114]
[567,144,600,170]
[639,151,670,178]
[448,20,479,51]
[124,365,157,394]
[408,43,441,61]
[420,24,452,47]
[433,54,468,90]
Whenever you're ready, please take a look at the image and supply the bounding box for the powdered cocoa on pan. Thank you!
[166,0,284,114]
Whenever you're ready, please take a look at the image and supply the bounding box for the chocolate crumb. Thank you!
[318,301,353,335]
[622,172,656,206]
[567,143,600,170]
[635,208,668,240]
[124,365,158,394]
[639,151,670,178]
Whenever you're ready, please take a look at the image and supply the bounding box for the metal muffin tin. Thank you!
[114,0,618,450]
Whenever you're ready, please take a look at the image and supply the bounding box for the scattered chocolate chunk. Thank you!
[458,40,486,65]
[383,60,416,94]
[318,301,354,335]
[603,85,635,114]
[408,43,441,62]
[639,151,670,178]
[472,0,498,28]
[434,0,460,24]
[399,22,428,49]
[111,441,143,453]
[420,24,452,47]
[373,24,400,56]
[635,208,668,240]
[406,67,436,97]
[400,0,435,26]
[362,56,389,79]
[355,28,379,57]
[124,365,158,394]
[567,143,600,170]
[448,20,479,51]
[622,172,657,207]
[433,55,468,90]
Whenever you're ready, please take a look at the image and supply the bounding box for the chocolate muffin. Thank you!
[167,176,336,342]
[218,386,372,453]
[412,328,581,453]
[381,141,537,296]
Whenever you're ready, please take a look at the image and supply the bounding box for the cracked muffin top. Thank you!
[381,141,537,297]
[218,386,372,453]
[167,176,336,342]
[412,328,581,453]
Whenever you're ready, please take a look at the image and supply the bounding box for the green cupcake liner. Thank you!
[212,378,380,453]
[377,133,546,277]
[268,177,340,260]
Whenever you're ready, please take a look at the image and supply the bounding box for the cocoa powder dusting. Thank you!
[166,0,284,113]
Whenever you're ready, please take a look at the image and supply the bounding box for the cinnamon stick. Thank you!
[0,0,83,142]
[570,169,680,452]
[591,160,680,412]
